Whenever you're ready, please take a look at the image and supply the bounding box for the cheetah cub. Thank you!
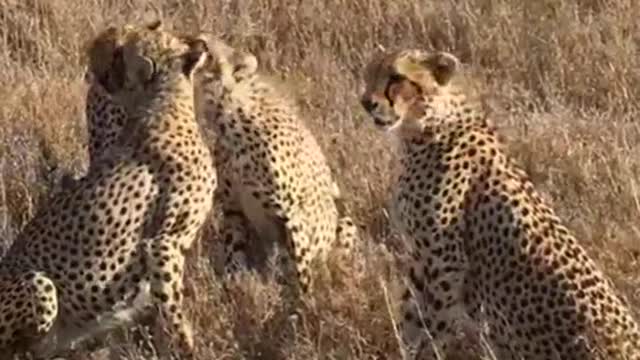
[360,49,640,360]
[196,38,359,292]
[0,21,215,359]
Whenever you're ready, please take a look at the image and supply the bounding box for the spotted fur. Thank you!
[360,49,640,360]
[196,39,359,292]
[0,21,215,359]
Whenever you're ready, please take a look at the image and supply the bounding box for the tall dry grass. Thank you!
[0,0,639,358]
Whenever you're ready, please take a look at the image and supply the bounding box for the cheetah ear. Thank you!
[181,37,209,78]
[85,26,121,85]
[231,51,257,80]
[423,51,460,86]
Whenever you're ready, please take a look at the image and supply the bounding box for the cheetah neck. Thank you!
[123,77,200,143]
[147,75,193,111]
[86,83,117,128]
[230,75,289,110]
[390,89,488,144]
[199,74,294,139]
[395,109,492,165]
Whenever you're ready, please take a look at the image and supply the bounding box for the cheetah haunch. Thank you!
[360,49,640,360]
[0,21,215,359]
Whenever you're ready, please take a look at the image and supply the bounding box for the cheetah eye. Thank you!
[389,74,404,83]
[385,73,405,105]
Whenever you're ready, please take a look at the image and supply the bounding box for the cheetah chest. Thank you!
[229,150,286,246]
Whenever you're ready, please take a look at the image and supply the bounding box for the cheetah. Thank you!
[360,49,640,359]
[194,38,359,292]
[0,21,215,358]
[75,34,359,292]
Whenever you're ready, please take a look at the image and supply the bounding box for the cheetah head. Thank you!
[191,37,260,131]
[194,36,258,89]
[360,49,464,138]
[85,20,164,93]
[86,20,209,108]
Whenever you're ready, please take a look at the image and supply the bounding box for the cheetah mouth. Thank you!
[373,117,386,126]
[373,116,392,129]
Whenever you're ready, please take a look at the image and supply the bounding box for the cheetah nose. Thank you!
[361,98,377,113]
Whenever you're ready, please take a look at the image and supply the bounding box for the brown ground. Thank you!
[1,0,639,359]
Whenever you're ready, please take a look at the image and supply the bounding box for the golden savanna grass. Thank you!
[1,0,639,358]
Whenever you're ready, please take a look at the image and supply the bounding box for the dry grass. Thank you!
[1,0,639,359]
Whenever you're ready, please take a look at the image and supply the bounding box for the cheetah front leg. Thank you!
[334,215,359,261]
[231,168,315,293]
[219,211,253,278]
[213,144,254,278]
[216,179,252,277]
[143,234,195,359]
[397,235,470,360]
[282,218,316,294]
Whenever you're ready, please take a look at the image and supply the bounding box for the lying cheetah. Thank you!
[196,39,359,292]
[360,49,640,359]
[0,21,215,358]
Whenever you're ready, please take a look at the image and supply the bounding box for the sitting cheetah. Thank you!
[360,49,640,359]
[0,21,215,358]
[196,39,359,292]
